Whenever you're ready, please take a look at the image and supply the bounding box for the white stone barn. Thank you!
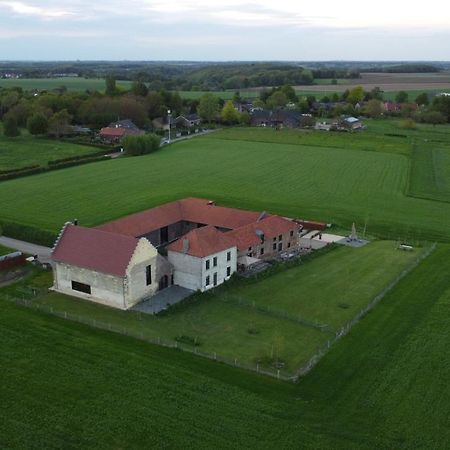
[52,223,170,310]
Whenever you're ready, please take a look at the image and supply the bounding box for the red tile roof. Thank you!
[99,127,127,137]
[226,215,298,250]
[167,225,236,258]
[97,198,263,237]
[52,224,139,277]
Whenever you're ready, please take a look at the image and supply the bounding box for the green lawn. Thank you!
[0,244,448,449]
[0,244,13,256]
[1,241,427,374]
[0,133,100,171]
[0,122,450,242]
[226,241,423,329]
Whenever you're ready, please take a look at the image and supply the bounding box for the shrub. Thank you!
[3,116,20,137]
[175,335,202,346]
[122,134,160,156]
[399,119,417,130]
[0,220,57,247]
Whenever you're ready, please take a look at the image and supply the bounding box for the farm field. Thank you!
[0,132,100,171]
[0,244,449,449]
[1,240,424,374]
[0,120,449,242]
[0,77,133,92]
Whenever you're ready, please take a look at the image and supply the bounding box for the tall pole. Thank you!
[167,109,171,143]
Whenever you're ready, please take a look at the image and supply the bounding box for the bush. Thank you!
[27,113,49,135]
[175,335,202,347]
[122,134,160,156]
[399,119,417,130]
[3,116,20,137]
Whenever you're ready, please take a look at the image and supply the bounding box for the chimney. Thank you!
[207,200,215,206]
[255,229,265,243]
[73,219,78,226]
[257,211,266,222]
[182,239,189,254]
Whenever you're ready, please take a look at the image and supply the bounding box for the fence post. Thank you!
[256,363,259,373]
[234,358,237,366]
[277,370,280,379]
[214,352,217,360]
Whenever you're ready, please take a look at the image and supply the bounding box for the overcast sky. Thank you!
[0,0,449,60]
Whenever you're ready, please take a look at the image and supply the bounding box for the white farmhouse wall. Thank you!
[125,238,159,306]
[168,246,237,292]
[168,251,203,291]
[201,247,237,291]
[53,262,126,309]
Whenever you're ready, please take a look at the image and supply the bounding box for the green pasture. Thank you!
[0,132,99,171]
[0,244,448,448]
[1,240,426,373]
[0,122,449,241]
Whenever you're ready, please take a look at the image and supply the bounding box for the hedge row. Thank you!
[0,220,57,247]
[0,164,40,175]
[48,149,117,166]
[0,155,111,182]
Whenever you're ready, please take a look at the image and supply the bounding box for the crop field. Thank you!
[1,244,449,449]
[0,241,428,374]
[0,133,99,171]
[0,120,449,242]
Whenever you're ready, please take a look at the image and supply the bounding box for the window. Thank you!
[273,243,277,250]
[227,251,231,262]
[290,230,294,237]
[213,272,218,286]
[226,266,231,277]
[260,247,265,255]
[160,226,168,244]
[287,242,291,248]
[248,246,252,252]
[205,275,210,286]
[273,237,276,242]
[206,259,210,270]
[146,265,152,285]
[213,256,217,267]
[71,280,91,295]
[171,274,174,285]
[278,234,282,241]
[278,242,283,251]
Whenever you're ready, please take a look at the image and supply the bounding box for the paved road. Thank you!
[0,236,52,264]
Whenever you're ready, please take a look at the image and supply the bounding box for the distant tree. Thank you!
[415,93,429,106]
[131,81,149,97]
[364,99,383,118]
[48,109,72,138]
[2,115,20,137]
[232,91,242,103]
[252,98,265,109]
[105,76,117,96]
[369,87,384,101]
[280,85,297,102]
[239,111,250,125]
[198,93,220,123]
[431,95,450,122]
[145,91,165,119]
[415,110,446,125]
[27,113,49,135]
[221,100,239,124]
[266,91,288,109]
[122,134,160,156]
[331,93,340,102]
[395,91,409,103]
[347,86,365,105]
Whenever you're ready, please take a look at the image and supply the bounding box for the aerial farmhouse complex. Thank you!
[51,198,318,310]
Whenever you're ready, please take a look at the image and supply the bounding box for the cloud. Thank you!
[0,0,72,18]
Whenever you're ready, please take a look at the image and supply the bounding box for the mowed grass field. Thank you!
[1,244,449,449]
[0,132,99,171]
[0,120,449,242]
[0,244,13,256]
[0,241,428,373]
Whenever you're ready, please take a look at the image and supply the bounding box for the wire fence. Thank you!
[2,294,296,382]
[2,242,436,383]
[292,242,437,380]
